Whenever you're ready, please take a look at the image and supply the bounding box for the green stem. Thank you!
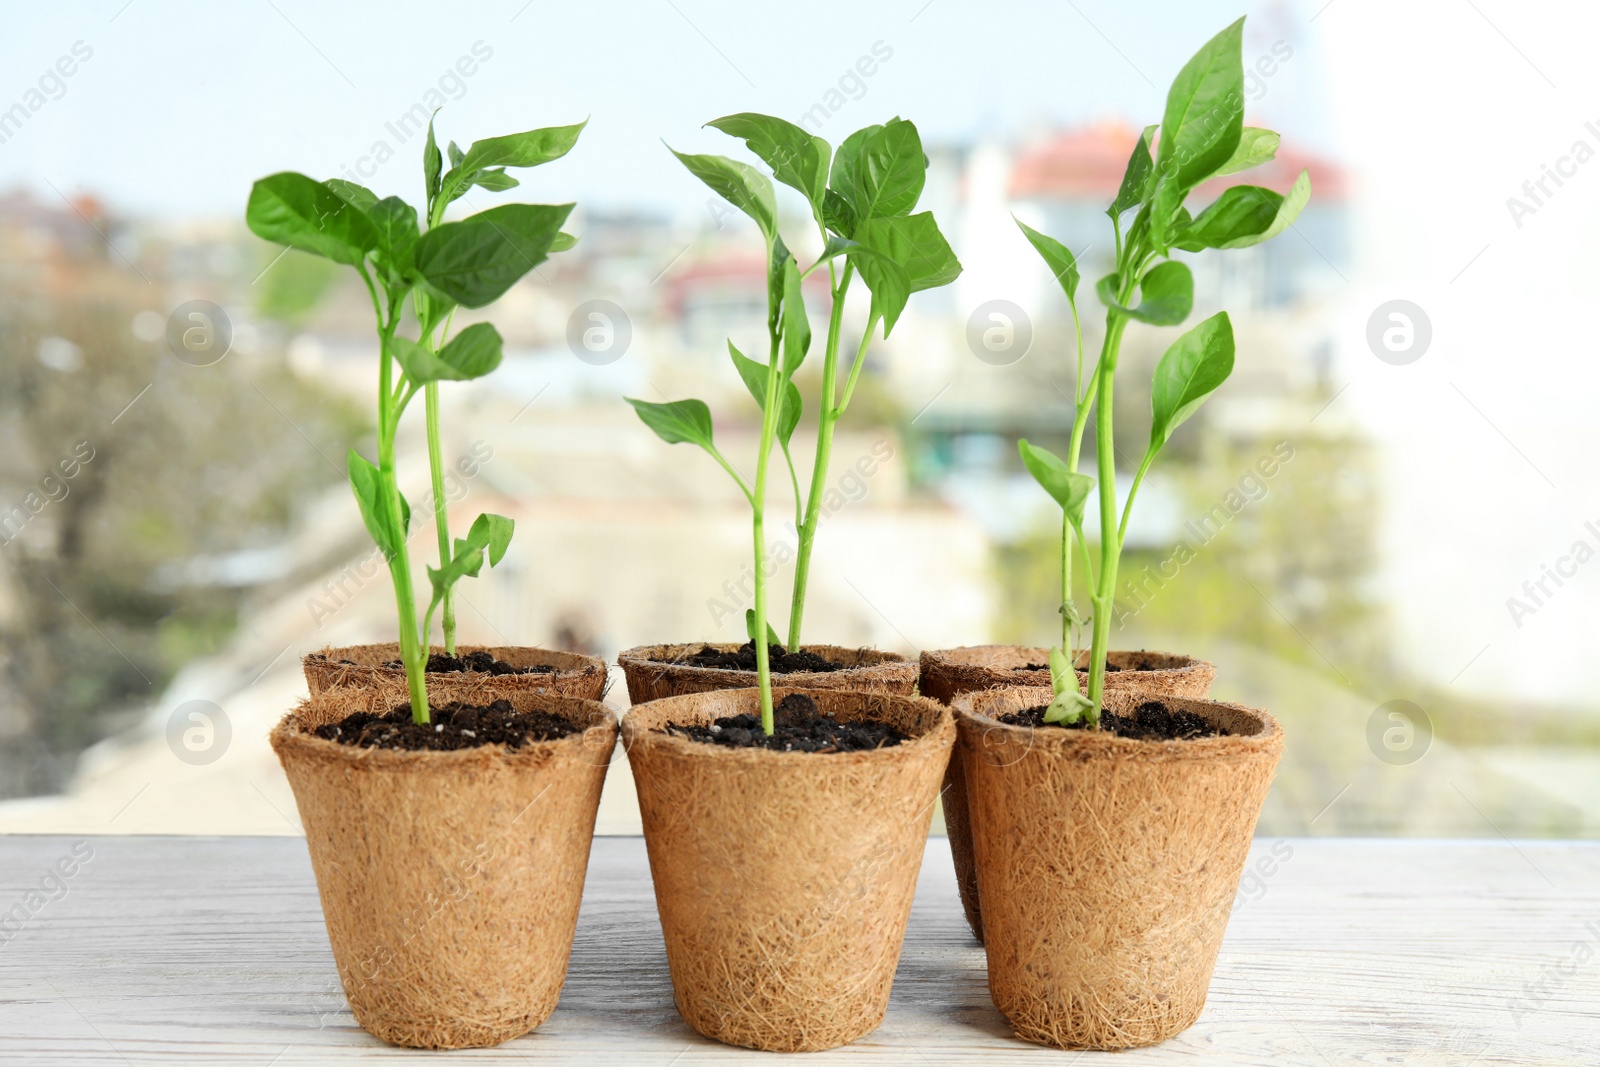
[786,260,855,651]
[1118,452,1155,549]
[423,381,455,654]
[835,318,876,415]
[360,266,429,722]
[1086,312,1130,724]
[753,333,783,736]
[1061,296,1089,655]
[1060,510,1072,651]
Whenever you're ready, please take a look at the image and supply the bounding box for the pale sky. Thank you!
[0,0,1331,220]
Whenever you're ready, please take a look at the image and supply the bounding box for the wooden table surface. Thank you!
[0,835,1594,1065]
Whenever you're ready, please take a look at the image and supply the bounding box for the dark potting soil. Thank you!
[369,650,557,676]
[1018,654,1164,672]
[1000,699,1227,741]
[663,693,907,753]
[669,640,846,674]
[312,699,582,751]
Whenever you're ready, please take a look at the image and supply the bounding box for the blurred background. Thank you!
[0,0,1594,838]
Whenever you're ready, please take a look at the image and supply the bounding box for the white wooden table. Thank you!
[0,835,1593,1064]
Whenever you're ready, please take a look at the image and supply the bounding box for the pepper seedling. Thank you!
[1015,16,1309,725]
[628,114,961,734]
[246,116,584,722]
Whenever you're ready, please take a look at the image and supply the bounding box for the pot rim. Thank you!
[621,686,952,768]
[271,688,618,772]
[922,644,1213,676]
[617,642,915,689]
[305,642,608,677]
[953,685,1282,764]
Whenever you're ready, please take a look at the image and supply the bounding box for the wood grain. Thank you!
[0,835,1594,1064]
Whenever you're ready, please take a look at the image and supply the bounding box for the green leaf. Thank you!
[845,237,909,332]
[1108,125,1158,218]
[744,608,785,650]
[850,213,959,336]
[460,120,586,173]
[393,325,503,384]
[411,202,575,307]
[1018,439,1094,526]
[323,178,379,213]
[1042,645,1090,723]
[1148,172,1190,254]
[1149,311,1235,450]
[1172,184,1280,251]
[1218,169,1309,249]
[1215,127,1280,177]
[464,512,514,567]
[1096,260,1193,325]
[427,547,484,599]
[427,512,516,605]
[1014,217,1079,302]
[246,172,378,266]
[366,196,420,276]
[1048,646,1073,697]
[469,168,519,192]
[347,450,399,557]
[855,213,961,292]
[707,112,829,207]
[424,113,443,205]
[807,233,860,272]
[1171,172,1308,253]
[437,322,504,380]
[822,189,856,237]
[550,231,578,253]
[447,141,465,169]
[779,256,811,376]
[729,341,802,446]
[388,336,448,383]
[625,397,716,448]
[1156,17,1246,189]
[668,146,776,239]
[831,118,925,222]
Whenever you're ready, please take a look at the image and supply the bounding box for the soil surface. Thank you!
[668,641,846,674]
[368,650,557,676]
[1000,699,1226,741]
[313,699,582,750]
[663,693,907,753]
[1019,654,1167,672]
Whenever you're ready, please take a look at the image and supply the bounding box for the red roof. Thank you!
[1011,120,1346,203]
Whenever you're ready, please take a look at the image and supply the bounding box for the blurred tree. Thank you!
[0,211,361,797]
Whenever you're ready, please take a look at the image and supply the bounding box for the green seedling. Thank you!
[1015,17,1309,724]
[629,113,961,734]
[246,116,584,722]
